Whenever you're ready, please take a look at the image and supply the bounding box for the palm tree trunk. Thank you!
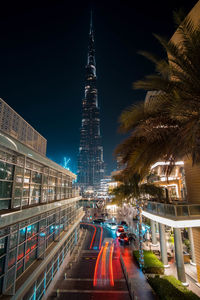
[137,199,144,268]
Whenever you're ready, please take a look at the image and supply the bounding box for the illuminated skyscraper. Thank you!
[77,13,104,191]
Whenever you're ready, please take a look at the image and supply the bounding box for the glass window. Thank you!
[8,248,16,269]
[22,198,29,207]
[0,181,12,198]
[14,186,22,198]
[15,166,23,176]
[0,256,5,275]
[13,198,21,208]
[16,259,24,278]
[27,223,38,239]
[25,249,36,269]
[23,184,30,197]
[49,176,55,186]
[24,169,31,183]
[39,219,46,231]
[9,232,18,249]
[32,172,42,184]
[20,228,26,243]
[0,162,13,180]
[18,244,25,261]
[0,199,10,209]
[26,236,37,253]
[6,267,15,289]
[0,237,6,255]
[30,185,41,198]
[43,174,48,185]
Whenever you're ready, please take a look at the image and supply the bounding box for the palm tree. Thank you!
[111,173,164,268]
[116,15,200,183]
[114,13,200,276]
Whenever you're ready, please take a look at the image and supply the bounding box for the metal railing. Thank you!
[143,201,200,219]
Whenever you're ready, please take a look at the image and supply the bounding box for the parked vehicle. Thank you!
[116,225,125,237]
[118,232,130,245]
[120,221,128,230]
[127,232,136,242]
[93,218,104,225]
[107,222,117,230]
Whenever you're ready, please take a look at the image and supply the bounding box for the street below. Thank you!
[48,222,131,300]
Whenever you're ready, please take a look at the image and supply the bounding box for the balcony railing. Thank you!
[143,201,200,220]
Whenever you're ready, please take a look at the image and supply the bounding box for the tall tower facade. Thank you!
[77,14,104,191]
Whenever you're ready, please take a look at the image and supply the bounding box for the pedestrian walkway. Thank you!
[143,240,200,297]
[165,262,200,297]
[120,247,155,300]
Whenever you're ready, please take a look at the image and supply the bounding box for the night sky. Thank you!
[0,0,197,174]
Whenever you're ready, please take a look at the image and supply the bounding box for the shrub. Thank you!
[133,250,164,274]
[148,275,200,300]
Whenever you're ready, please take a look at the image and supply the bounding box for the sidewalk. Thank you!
[120,247,156,300]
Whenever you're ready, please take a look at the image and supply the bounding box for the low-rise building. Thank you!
[0,98,84,299]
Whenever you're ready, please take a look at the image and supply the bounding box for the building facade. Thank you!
[143,0,200,285]
[77,14,104,191]
[0,99,84,299]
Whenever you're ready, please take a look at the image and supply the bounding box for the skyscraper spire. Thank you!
[90,10,93,34]
[77,13,104,192]
[88,10,95,67]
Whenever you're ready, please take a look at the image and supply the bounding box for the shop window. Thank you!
[13,198,21,208]
[32,172,42,184]
[22,198,29,207]
[23,184,29,197]
[0,162,13,180]
[15,166,23,176]
[43,175,48,185]
[0,199,10,209]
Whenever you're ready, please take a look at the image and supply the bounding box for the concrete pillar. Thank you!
[174,228,187,284]
[159,223,169,267]
[192,227,200,283]
[150,219,157,245]
[188,227,196,265]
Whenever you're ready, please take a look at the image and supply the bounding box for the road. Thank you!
[48,222,131,300]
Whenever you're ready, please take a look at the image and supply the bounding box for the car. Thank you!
[93,218,104,225]
[118,232,130,245]
[107,222,117,230]
[127,232,136,242]
[116,226,125,237]
[120,221,128,230]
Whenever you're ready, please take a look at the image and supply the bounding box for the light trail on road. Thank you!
[101,242,109,276]
[93,240,115,288]
[89,225,97,249]
[109,244,114,286]
[80,222,103,249]
[93,246,104,287]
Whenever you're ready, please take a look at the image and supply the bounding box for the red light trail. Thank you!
[101,242,108,277]
[109,244,114,286]
[93,246,104,287]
